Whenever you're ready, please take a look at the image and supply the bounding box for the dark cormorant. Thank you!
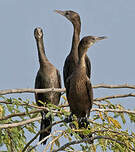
[55,10,91,87]
[34,27,61,144]
[66,36,106,127]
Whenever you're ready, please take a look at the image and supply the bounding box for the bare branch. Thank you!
[48,134,63,152]
[0,88,65,95]
[22,120,64,152]
[0,117,41,129]
[94,93,135,101]
[52,136,135,152]
[91,108,135,114]
[93,83,135,89]
[0,83,135,95]
[28,130,64,152]
[44,131,64,152]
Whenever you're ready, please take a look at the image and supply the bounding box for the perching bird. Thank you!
[34,27,61,144]
[66,36,106,128]
[55,10,91,87]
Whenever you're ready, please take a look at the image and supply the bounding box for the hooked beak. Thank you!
[54,10,66,16]
[95,36,107,41]
[34,27,43,39]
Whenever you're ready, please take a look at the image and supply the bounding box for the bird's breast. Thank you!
[69,75,88,99]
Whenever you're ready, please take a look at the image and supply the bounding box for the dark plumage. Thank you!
[66,36,107,126]
[34,27,61,144]
[55,10,91,87]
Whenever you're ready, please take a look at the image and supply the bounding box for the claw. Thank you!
[41,111,47,120]
[64,113,73,123]
[78,117,89,128]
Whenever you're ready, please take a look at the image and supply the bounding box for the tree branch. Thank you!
[0,84,135,95]
[92,129,135,138]
[94,93,135,101]
[0,88,65,95]
[0,109,42,121]
[22,120,64,152]
[0,117,41,129]
[1,93,135,107]
[52,135,135,152]
[1,105,134,123]
[93,83,135,89]
[91,108,135,114]
[43,131,64,152]
[0,100,12,104]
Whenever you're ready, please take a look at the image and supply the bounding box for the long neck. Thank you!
[78,46,87,70]
[36,38,48,65]
[70,21,81,59]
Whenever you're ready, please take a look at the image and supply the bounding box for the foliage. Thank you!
[0,90,135,152]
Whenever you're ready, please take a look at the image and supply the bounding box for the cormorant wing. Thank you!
[86,78,93,107]
[85,55,91,79]
[65,76,71,97]
[35,72,43,103]
[63,57,70,85]
[56,69,62,92]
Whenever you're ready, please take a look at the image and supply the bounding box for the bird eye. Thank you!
[65,12,69,16]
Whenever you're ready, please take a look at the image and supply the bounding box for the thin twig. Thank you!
[28,130,64,152]
[52,136,135,152]
[94,93,135,101]
[91,108,135,114]
[93,83,135,89]
[92,129,135,138]
[93,102,108,107]
[22,120,64,152]
[0,100,12,104]
[44,131,64,152]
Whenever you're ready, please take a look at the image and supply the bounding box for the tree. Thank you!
[0,84,135,151]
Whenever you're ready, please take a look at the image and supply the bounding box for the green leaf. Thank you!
[46,111,51,118]
[55,138,60,147]
[37,100,45,106]
[120,113,126,124]
[25,125,36,134]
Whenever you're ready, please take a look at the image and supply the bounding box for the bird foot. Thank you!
[64,114,73,123]
[78,117,89,128]
[41,111,47,120]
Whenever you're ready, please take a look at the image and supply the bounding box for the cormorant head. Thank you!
[79,36,107,50]
[55,10,81,25]
[34,27,43,40]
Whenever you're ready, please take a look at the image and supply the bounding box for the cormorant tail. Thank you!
[39,112,52,145]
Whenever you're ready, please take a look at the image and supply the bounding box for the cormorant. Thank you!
[34,27,61,144]
[66,36,106,127]
[55,10,91,87]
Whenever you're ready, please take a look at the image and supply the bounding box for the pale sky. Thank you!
[0,0,135,151]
